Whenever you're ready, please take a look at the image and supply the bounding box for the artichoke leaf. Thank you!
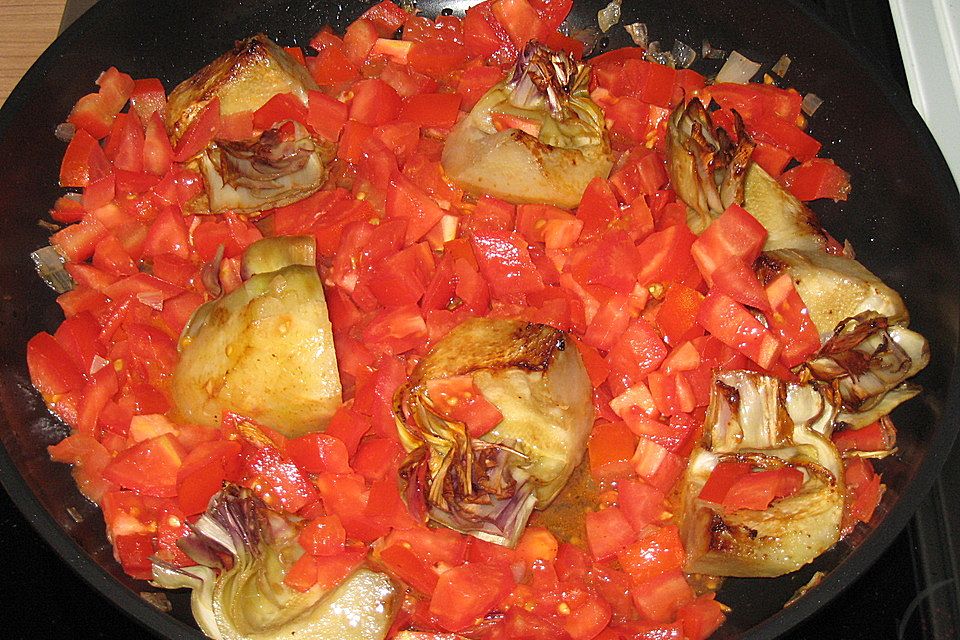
[395,317,593,546]
[172,236,341,438]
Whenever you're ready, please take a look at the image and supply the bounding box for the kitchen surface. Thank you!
[0,0,957,638]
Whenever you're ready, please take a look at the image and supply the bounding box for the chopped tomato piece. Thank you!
[588,421,637,481]
[102,433,186,498]
[430,563,515,632]
[690,204,767,284]
[780,157,851,201]
[586,506,636,560]
[697,291,782,370]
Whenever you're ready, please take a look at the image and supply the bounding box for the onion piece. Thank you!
[702,39,727,60]
[802,92,824,116]
[54,122,76,143]
[672,39,697,69]
[31,245,74,293]
[716,51,762,84]
[772,54,792,78]
[598,0,621,33]
[624,22,648,48]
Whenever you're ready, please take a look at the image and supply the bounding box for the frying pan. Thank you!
[0,0,957,638]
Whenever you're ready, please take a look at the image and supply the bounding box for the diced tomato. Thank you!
[457,65,504,111]
[586,506,637,560]
[844,457,884,529]
[343,18,379,65]
[425,375,503,437]
[172,97,220,162]
[60,129,110,187]
[721,465,804,511]
[27,332,86,399]
[588,421,637,481]
[350,79,402,126]
[306,90,348,142]
[360,0,409,37]
[491,0,548,48]
[618,59,677,108]
[252,93,308,131]
[470,229,544,301]
[287,432,351,474]
[691,204,767,284]
[763,273,821,368]
[709,257,770,310]
[747,112,821,162]
[102,433,185,497]
[68,94,117,140]
[618,479,666,530]
[678,594,726,640]
[833,420,895,454]
[309,46,360,86]
[751,142,792,177]
[697,291,782,370]
[176,439,242,515]
[386,171,446,244]
[299,515,346,556]
[607,318,669,384]
[631,437,685,494]
[462,0,516,65]
[656,284,705,346]
[380,543,440,595]
[409,41,471,79]
[631,570,695,623]
[399,93,462,129]
[430,563,515,632]
[636,224,702,289]
[617,525,685,584]
[780,158,851,202]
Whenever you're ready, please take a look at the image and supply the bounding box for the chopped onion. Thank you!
[802,92,824,116]
[30,245,74,293]
[702,39,726,60]
[598,0,622,33]
[672,39,697,69]
[569,26,602,57]
[716,50,762,84]
[624,22,648,48]
[54,122,76,143]
[772,54,792,78]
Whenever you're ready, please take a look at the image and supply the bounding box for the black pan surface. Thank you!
[0,0,958,638]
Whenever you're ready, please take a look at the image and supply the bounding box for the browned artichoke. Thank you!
[166,34,333,214]
[394,317,593,546]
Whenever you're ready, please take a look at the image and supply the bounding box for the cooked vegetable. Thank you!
[441,41,614,209]
[666,99,827,250]
[171,236,341,438]
[757,249,908,332]
[166,34,333,213]
[395,317,593,546]
[679,371,845,577]
[805,311,929,428]
[152,485,397,640]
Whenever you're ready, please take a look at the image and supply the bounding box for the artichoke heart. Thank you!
[152,485,397,640]
[665,98,828,251]
[441,41,614,209]
[166,34,333,214]
[395,317,594,547]
[171,236,341,438]
[679,370,845,577]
